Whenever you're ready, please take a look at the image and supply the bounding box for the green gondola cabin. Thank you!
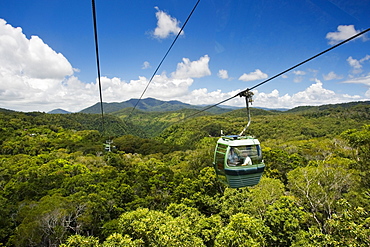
[213,135,265,188]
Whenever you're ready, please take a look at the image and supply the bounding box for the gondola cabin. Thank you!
[213,135,265,188]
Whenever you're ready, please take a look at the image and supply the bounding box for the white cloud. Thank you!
[238,69,268,82]
[347,56,362,69]
[366,88,370,97]
[98,74,194,102]
[0,19,211,113]
[171,55,211,79]
[1,19,368,113]
[142,61,151,69]
[293,77,303,83]
[0,19,73,80]
[252,79,362,109]
[0,19,77,112]
[326,25,361,45]
[323,71,343,80]
[360,55,370,63]
[293,70,306,75]
[0,20,210,112]
[218,69,229,79]
[152,7,183,39]
[347,55,370,74]
[341,74,370,86]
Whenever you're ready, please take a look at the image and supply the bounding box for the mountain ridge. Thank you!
[48,108,71,114]
[79,97,233,114]
[78,98,370,115]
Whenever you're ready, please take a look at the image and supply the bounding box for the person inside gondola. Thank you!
[228,147,240,166]
[241,151,252,166]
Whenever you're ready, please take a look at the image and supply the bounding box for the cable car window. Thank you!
[228,145,262,166]
[214,143,227,173]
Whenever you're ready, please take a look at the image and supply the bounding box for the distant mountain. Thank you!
[286,101,370,113]
[79,98,232,114]
[0,108,16,113]
[48,108,71,114]
[79,98,370,116]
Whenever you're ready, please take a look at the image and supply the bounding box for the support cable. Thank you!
[178,27,370,122]
[91,0,105,132]
[128,0,201,118]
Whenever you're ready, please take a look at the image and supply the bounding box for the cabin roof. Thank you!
[217,135,260,146]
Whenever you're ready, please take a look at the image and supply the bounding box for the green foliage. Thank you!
[292,200,370,246]
[215,213,270,247]
[219,177,285,219]
[102,233,144,247]
[263,147,307,183]
[341,125,370,182]
[117,207,206,246]
[10,194,82,247]
[264,196,308,246]
[113,134,181,155]
[60,235,100,247]
[287,162,355,233]
[0,102,369,246]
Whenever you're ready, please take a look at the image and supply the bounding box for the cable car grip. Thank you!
[239,89,254,136]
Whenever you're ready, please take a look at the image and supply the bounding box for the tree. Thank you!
[219,177,285,219]
[215,213,270,247]
[117,207,206,246]
[60,235,99,247]
[102,233,144,247]
[341,125,370,186]
[287,163,354,233]
[292,199,370,246]
[264,196,308,246]
[10,194,86,247]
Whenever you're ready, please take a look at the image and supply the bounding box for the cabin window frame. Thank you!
[227,144,263,166]
[214,143,228,174]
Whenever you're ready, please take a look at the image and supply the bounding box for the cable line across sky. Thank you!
[179,27,370,122]
[91,0,105,133]
[128,0,202,118]
[90,0,369,129]
[90,0,202,136]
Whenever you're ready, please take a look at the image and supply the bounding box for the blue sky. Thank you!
[1,0,370,112]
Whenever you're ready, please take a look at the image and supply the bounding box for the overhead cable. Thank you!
[180,27,370,121]
[91,0,105,132]
[128,0,201,118]
[245,27,370,93]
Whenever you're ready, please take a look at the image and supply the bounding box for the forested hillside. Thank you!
[0,102,369,246]
[80,97,232,115]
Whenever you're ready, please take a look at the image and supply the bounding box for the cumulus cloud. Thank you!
[1,19,367,113]
[366,88,370,97]
[238,69,268,82]
[0,19,73,80]
[0,19,77,111]
[171,55,211,79]
[323,71,343,80]
[218,69,228,79]
[347,55,370,74]
[0,20,212,112]
[326,25,362,45]
[253,79,361,108]
[152,7,183,39]
[347,56,362,69]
